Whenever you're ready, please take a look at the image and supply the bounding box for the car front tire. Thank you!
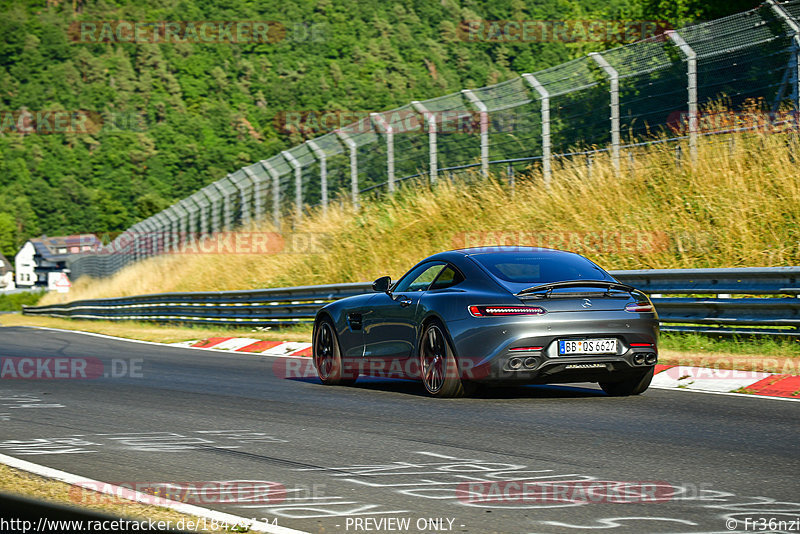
[313,318,357,386]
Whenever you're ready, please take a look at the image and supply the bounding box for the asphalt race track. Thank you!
[0,326,798,534]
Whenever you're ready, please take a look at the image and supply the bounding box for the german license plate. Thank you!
[558,339,617,355]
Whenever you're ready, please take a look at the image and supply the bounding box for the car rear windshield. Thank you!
[469,251,614,285]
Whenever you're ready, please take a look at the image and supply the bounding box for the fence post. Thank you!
[147,215,161,254]
[175,201,190,251]
[201,188,220,234]
[335,130,359,209]
[522,73,551,187]
[189,194,207,241]
[768,0,800,111]
[242,167,264,222]
[131,223,142,261]
[588,52,620,174]
[666,30,698,163]
[259,160,281,230]
[461,89,489,178]
[370,113,395,193]
[214,179,233,231]
[163,207,178,252]
[229,172,252,226]
[306,140,328,213]
[138,219,152,258]
[411,100,437,184]
[281,151,303,222]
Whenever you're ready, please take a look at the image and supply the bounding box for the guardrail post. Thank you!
[411,100,437,184]
[588,52,620,174]
[767,0,800,111]
[335,130,359,210]
[281,150,303,222]
[666,30,698,163]
[370,113,395,193]
[260,160,281,230]
[461,89,489,178]
[522,73,551,187]
[306,140,328,214]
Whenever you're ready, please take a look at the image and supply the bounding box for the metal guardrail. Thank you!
[22,268,800,337]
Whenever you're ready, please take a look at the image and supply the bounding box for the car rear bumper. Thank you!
[448,314,659,384]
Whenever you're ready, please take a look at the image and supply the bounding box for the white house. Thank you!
[0,254,13,290]
[15,235,101,288]
[14,241,36,287]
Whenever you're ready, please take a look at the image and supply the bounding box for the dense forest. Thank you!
[0,0,759,256]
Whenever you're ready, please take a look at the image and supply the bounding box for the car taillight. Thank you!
[625,301,654,313]
[468,305,546,317]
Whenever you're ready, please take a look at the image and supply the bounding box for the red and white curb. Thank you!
[179,337,800,401]
[170,337,312,357]
[651,364,800,399]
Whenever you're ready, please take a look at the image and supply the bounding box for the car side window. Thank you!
[393,263,445,292]
[429,265,464,290]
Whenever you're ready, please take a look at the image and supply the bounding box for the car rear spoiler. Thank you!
[515,280,637,298]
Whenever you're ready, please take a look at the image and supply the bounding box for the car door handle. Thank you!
[397,297,413,307]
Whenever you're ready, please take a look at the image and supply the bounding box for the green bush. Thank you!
[0,290,46,311]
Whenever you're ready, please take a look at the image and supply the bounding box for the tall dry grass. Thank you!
[44,131,800,304]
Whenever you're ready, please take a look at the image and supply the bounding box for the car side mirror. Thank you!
[372,276,392,293]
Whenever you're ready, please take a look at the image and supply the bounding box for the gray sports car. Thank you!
[312,247,659,397]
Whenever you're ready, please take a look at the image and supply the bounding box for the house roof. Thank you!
[29,234,101,263]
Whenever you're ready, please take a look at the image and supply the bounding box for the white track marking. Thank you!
[648,384,800,402]
[0,452,308,534]
[6,326,306,358]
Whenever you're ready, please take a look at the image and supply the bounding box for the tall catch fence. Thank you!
[68,1,800,280]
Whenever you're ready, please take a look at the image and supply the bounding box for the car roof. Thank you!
[449,246,575,256]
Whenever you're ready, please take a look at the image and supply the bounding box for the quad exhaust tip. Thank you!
[633,352,658,365]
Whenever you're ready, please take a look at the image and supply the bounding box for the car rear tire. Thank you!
[419,321,468,398]
[313,318,356,386]
[599,367,654,396]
